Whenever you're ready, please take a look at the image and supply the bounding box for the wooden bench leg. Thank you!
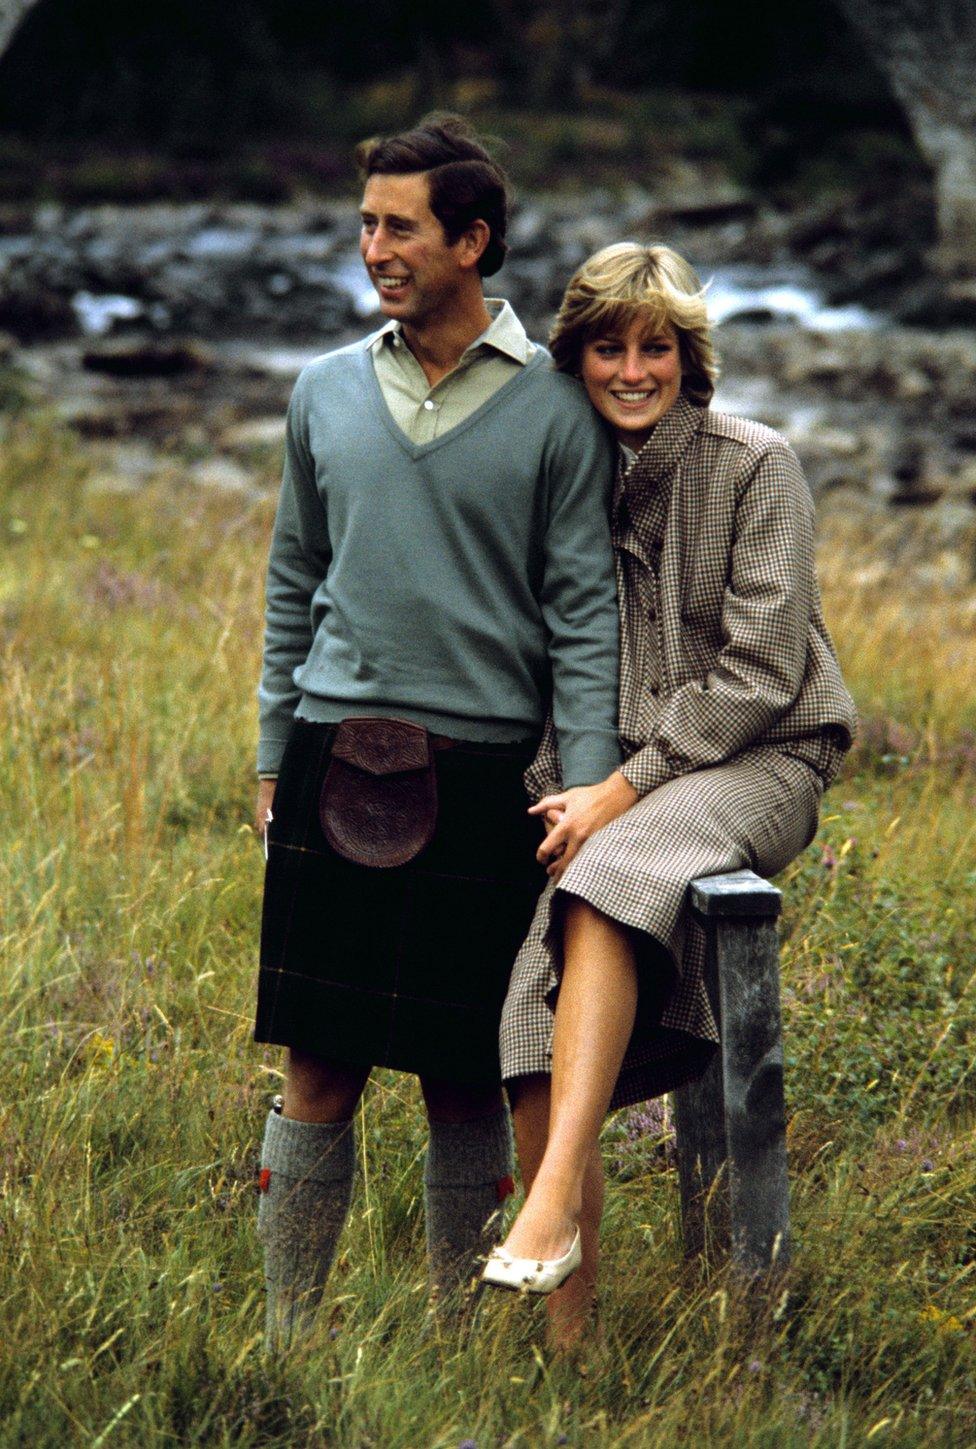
[674,870,791,1274]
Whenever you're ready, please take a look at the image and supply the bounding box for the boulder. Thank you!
[81,338,215,377]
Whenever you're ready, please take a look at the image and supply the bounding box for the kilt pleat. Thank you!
[256,720,545,1085]
[500,747,823,1109]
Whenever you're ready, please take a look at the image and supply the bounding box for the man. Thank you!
[252,114,620,1346]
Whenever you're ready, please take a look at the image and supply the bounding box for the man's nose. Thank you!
[363,227,392,265]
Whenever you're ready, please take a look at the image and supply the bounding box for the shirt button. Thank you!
[649,685,660,696]
[423,399,436,411]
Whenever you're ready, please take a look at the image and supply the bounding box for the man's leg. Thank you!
[258,1051,370,1351]
[419,1076,514,1311]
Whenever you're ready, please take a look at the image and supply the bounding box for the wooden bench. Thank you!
[672,869,790,1275]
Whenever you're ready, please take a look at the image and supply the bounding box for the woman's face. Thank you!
[579,317,682,450]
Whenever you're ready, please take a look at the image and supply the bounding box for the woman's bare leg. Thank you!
[501,899,638,1319]
[509,1073,606,1348]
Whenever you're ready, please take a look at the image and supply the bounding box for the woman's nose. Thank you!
[619,350,646,384]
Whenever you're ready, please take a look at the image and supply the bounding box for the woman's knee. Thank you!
[563,895,621,939]
[562,896,636,972]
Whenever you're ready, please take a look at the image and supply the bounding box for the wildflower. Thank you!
[821,844,836,869]
[458,1440,478,1449]
[748,1358,762,1374]
[87,1031,116,1068]
[919,1305,964,1336]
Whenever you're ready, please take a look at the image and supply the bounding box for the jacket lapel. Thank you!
[622,396,706,688]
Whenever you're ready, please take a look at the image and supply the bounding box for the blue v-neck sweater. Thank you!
[258,339,621,785]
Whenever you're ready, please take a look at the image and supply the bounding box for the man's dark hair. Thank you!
[357,113,509,278]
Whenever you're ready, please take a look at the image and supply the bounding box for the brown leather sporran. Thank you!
[319,717,438,868]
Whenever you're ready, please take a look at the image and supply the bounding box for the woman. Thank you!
[482,244,857,1343]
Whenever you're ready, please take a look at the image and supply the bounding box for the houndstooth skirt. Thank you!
[500,746,823,1110]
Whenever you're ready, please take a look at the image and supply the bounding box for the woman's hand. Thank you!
[529,770,639,881]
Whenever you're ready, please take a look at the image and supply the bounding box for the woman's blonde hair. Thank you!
[549,242,718,405]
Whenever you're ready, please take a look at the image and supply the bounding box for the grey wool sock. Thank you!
[257,1107,355,1352]
[424,1108,515,1312]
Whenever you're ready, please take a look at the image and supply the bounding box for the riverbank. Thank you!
[2,186,975,577]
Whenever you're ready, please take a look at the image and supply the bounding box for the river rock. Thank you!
[219,417,287,450]
[81,338,215,376]
[189,456,254,492]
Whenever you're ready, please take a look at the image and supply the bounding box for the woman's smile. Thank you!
[580,318,682,449]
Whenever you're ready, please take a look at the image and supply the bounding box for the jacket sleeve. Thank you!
[257,373,332,774]
[620,439,813,796]
[538,397,622,788]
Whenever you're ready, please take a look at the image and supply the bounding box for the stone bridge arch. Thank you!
[0,1,40,59]
[835,0,976,277]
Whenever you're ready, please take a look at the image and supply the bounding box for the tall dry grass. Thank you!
[1,413,975,1445]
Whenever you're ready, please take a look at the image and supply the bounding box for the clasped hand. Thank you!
[529,770,639,881]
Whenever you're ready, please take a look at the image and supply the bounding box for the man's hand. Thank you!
[528,770,639,881]
[254,778,277,846]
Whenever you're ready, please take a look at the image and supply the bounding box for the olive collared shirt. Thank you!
[368,297,536,443]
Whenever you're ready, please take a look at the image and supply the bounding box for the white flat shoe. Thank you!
[481,1227,582,1295]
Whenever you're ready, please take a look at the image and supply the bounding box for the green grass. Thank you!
[1,412,975,1445]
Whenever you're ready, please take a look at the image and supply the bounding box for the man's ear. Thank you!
[456,218,491,271]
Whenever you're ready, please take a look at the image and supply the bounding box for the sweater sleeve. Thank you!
[620,439,813,796]
[257,373,332,774]
[538,395,621,787]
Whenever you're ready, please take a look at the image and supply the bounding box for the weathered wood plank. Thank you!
[713,913,791,1273]
[688,869,781,919]
[674,870,791,1274]
[672,1051,727,1258]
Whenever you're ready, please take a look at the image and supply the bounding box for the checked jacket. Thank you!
[502,393,857,1108]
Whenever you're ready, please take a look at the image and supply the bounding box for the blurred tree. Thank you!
[836,0,976,273]
[492,0,631,106]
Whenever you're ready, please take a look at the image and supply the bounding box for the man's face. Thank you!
[359,171,470,330]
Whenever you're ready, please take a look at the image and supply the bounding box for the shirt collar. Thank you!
[368,298,532,365]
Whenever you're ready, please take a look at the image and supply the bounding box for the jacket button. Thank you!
[649,684,660,696]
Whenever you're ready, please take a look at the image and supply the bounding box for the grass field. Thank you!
[1,410,975,1446]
